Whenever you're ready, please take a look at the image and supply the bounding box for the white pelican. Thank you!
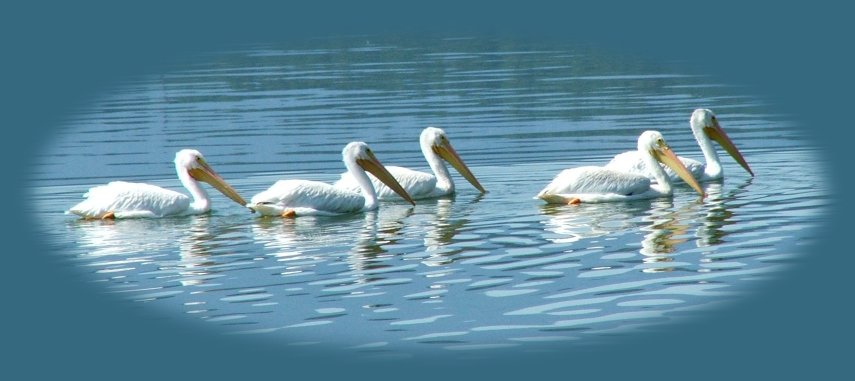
[536,130,705,204]
[247,142,415,217]
[605,109,754,182]
[334,127,485,199]
[67,149,247,219]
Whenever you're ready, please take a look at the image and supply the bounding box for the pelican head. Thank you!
[638,131,705,198]
[343,142,416,205]
[421,127,486,193]
[691,108,754,176]
[175,149,247,206]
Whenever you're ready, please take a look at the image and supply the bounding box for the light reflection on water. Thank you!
[31,37,827,357]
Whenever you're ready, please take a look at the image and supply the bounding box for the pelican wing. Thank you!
[537,166,652,202]
[333,171,365,193]
[605,151,705,181]
[67,181,191,218]
[335,166,437,199]
[382,166,437,198]
[250,179,366,216]
[604,151,650,177]
[674,157,704,180]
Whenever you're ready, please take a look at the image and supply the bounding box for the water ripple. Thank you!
[31,37,827,357]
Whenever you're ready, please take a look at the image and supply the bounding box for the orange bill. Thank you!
[652,146,706,199]
[357,153,416,206]
[188,159,248,206]
[433,142,486,193]
[705,119,754,176]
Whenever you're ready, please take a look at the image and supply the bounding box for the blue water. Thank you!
[29,37,828,358]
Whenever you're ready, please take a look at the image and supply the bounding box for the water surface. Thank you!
[30,37,827,358]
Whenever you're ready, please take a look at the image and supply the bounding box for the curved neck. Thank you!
[177,165,211,213]
[421,141,454,193]
[640,149,673,195]
[344,155,378,211]
[691,122,723,178]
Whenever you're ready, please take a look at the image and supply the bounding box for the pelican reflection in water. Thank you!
[539,181,743,275]
[69,217,181,259]
[539,201,650,244]
[419,194,482,266]
[637,199,693,273]
[694,179,751,247]
[249,203,413,275]
[175,215,219,287]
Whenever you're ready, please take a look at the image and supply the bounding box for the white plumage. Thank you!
[248,142,415,217]
[605,109,754,182]
[334,127,485,199]
[538,167,654,203]
[606,151,706,181]
[67,149,247,219]
[536,131,705,204]
[248,179,368,216]
[69,181,192,219]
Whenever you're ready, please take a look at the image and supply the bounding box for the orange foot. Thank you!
[101,211,116,220]
[281,209,297,218]
[567,198,581,205]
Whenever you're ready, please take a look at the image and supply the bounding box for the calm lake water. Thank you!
[29,37,828,358]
